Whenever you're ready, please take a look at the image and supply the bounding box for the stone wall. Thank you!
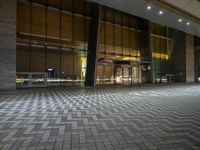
[0,0,16,90]
[186,34,195,83]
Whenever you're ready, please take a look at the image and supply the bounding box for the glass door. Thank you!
[115,67,123,84]
[132,66,141,84]
[122,67,131,85]
[115,66,131,85]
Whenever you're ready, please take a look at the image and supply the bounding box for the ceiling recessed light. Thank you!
[186,22,190,26]
[147,6,151,10]
[178,19,182,22]
[159,10,163,15]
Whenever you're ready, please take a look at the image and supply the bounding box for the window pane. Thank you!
[31,46,45,72]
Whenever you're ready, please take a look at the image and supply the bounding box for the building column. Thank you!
[186,34,195,83]
[195,36,200,82]
[173,30,186,83]
[139,19,152,83]
[85,3,101,86]
[0,0,16,90]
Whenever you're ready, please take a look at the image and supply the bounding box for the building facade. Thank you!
[0,0,200,90]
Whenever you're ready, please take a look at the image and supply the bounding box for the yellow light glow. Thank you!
[81,57,87,79]
[152,52,169,60]
[131,51,140,57]
[122,57,138,61]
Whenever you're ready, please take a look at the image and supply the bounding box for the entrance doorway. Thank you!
[114,65,141,85]
[115,67,131,85]
[96,60,152,85]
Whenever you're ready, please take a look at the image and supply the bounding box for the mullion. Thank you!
[72,0,75,86]
[59,0,62,86]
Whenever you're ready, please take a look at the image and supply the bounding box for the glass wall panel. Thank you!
[16,45,30,72]
[123,27,130,56]
[31,4,45,36]
[96,6,146,85]
[115,25,122,55]
[61,13,73,48]
[99,23,106,53]
[74,16,85,49]
[61,50,73,85]
[47,48,60,86]
[47,8,60,47]
[61,0,73,11]
[47,0,60,8]
[106,23,114,54]
[74,0,85,14]
[105,65,114,84]
[74,51,81,85]
[16,0,90,87]
[151,23,174,83]
[31,46,45,72]
[96,65,104,85]
[17,1,30,38]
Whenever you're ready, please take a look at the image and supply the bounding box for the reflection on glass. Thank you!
[151,23,175,83]
[16,0,90,87]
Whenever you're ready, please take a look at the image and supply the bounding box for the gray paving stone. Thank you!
[0,84,200,149]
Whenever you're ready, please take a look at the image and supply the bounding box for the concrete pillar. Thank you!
[186,34,195,83]
[85,3,101,86]
[139,20,152,83]
[0,0,16,90]
[194,36,200,82]
[173,30,186,83]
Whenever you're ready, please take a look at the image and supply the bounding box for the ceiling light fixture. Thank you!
[159,10,163,15]
[147,6,151,10]
[186,22,190,26]
[178,19,182,22]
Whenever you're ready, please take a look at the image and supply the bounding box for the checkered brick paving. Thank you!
[0,84,200,150]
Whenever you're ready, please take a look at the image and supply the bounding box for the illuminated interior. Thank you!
[16,0,176,87]
[16,0,90,87]
[151,23,175,83]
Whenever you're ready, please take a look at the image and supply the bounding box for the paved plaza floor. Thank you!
[0,84,200,150]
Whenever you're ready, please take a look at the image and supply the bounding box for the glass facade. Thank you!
[16,0,178,87]
[151,23,175,83]
[96,7,152,85]
[16,0,90,87]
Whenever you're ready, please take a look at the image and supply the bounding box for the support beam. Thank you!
[85,3,101,86]
[173,30,186,83]
[140,19,152,83]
